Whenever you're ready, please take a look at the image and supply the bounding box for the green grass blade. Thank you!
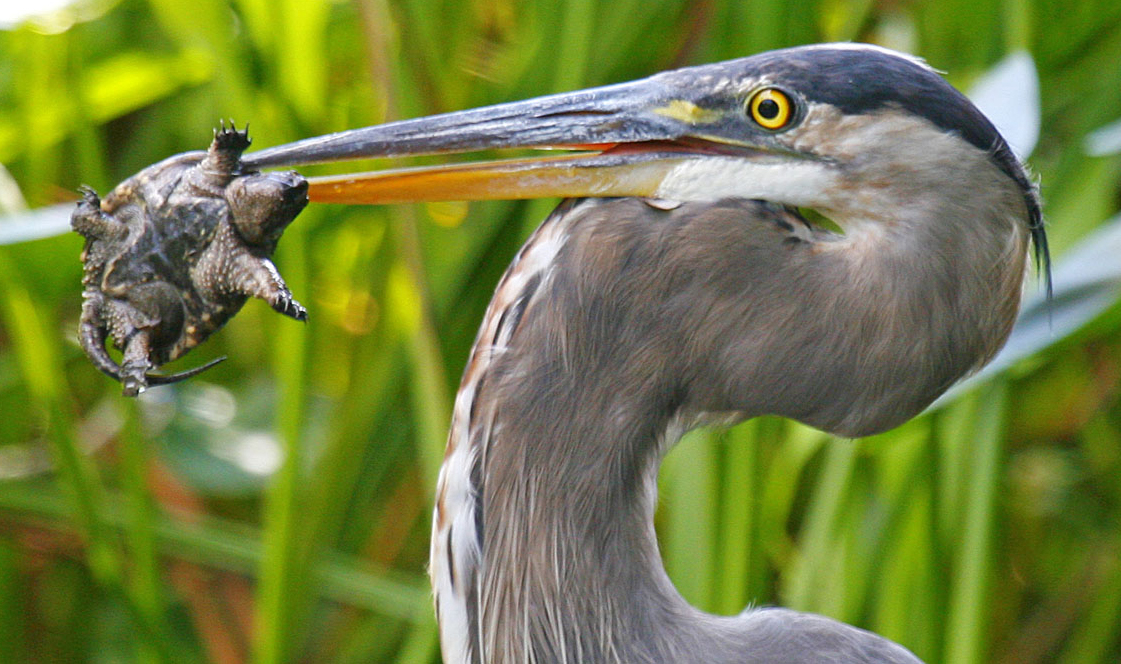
[0,541,24,662]
[253,220,312,664]
[0,479,431,619]
[661,429,719,611]
[119,403,171,664]
[943,382,1008,664]
[714,423,764,615]
[0,249,123,588]
[388,215,451,492]
[1055,543,1121,664]
[785,437,856,614]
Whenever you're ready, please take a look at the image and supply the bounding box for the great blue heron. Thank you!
[244,43,1047,664]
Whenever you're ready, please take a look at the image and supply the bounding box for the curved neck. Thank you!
[434,199,715,663]
[432,192,1025,663]
[475,374,689,662]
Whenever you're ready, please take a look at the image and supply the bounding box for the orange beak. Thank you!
[303,150,689,205]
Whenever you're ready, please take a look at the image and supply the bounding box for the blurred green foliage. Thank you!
[0,0,1120,663]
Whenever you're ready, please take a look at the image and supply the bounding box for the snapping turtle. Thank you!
[72,124,309,396]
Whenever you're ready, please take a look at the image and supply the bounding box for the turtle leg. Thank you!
[119,282,227,393]
[224,249,307,321]
[194,228,308,321]
[88,285,225,396]
[80,297,222,395]
[79,297,128,383]
[249,257,308,321]
[115,322,227,395]
[119,329,154,396]
[70,187,126,241]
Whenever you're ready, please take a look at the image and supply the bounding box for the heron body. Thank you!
[244,43,1046,664]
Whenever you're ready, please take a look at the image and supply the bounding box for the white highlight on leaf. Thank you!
[967,51,1040,159]
[206,430,284,477]
[1085,117,1121,157]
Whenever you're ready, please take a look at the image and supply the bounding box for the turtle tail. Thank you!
[79,316,226,396]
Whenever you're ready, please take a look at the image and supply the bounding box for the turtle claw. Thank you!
[77,185,100,204]
[272,294,308,321]
[213,120,252,153]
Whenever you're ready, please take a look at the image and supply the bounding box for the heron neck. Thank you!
[432,193,1024,663]
[472,350,702,663]
[433,199,728,663]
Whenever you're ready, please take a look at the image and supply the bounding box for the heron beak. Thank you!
[301,148,693,205]
[240,79,770,205]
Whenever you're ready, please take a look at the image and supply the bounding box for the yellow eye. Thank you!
[748,88,794,130]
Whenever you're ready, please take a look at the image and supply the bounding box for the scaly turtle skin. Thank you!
[72,124,309,396]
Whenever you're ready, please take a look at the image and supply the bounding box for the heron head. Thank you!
[243,43,1047,280]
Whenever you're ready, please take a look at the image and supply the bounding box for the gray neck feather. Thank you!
[469,167,1026,662]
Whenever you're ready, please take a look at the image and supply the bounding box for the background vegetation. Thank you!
[1,0,1120,662]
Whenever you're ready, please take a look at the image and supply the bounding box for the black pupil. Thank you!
[758,98,780,120]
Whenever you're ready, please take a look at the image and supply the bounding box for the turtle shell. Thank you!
[73,124,309,396]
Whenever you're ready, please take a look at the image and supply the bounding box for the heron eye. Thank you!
[748,88,794,130]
